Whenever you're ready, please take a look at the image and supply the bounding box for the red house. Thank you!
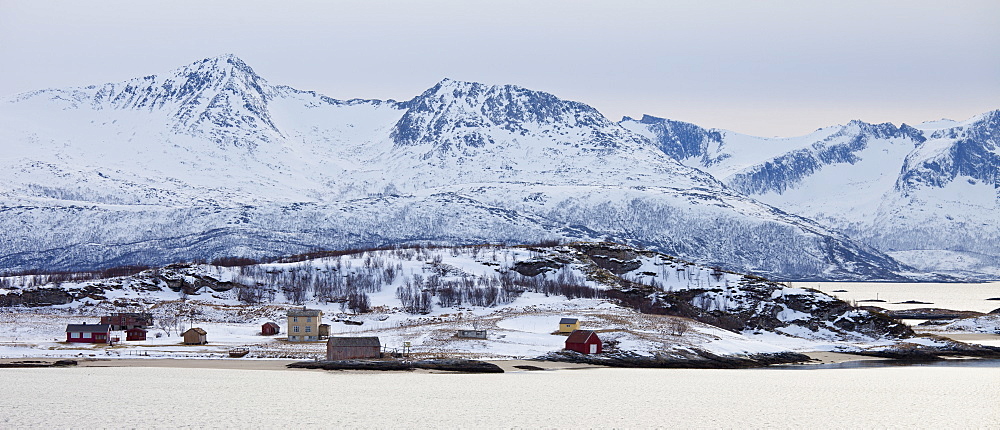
[125,328,147,341]
[261,322,280,336]
[101,312,153,330]
[65,323,112,343]
[565,330,602,354]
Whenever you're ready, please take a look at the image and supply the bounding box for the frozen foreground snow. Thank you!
[1,243,992,361]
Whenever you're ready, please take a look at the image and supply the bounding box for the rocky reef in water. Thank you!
[536,349,810,369]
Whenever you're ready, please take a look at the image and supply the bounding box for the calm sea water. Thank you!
[805,281,1000,313]
[3,365,998,428]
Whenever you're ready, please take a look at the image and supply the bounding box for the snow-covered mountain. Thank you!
[623,111,1000,279]
[0,55,922,280]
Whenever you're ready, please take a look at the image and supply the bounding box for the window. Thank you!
[72,332,80,338]
[305,326,311,332]
[293,326,300,333]
[306,317,312,323]
[293,317,298,322]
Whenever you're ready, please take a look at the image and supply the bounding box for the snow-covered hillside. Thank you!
[0,55,920,281]
[0,243,918,360]
[623,112,1000,279]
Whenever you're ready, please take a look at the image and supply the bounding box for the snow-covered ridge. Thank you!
[393,78,642,150]
[0,54,928,280]
[623,109,1000,279]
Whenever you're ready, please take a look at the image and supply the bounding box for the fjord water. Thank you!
[806,281,1000,313]
[5,366,998,428]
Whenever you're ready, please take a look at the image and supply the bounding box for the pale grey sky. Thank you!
[1,0,997,136]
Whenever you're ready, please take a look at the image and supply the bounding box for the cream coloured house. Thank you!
[559,317,580,333]
[287,308,323,341]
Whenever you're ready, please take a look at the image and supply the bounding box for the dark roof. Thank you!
[559,318,579,324]
[125,328,147,332]
[287,308,322,317]
[566,330,598,344]
[108,312,152,318]
[263,322,280,327]
[66,324,111,333]
[328,337,380,347]
[183,327,207,335]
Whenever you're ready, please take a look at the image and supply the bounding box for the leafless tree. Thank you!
[347,291,371,314]
[666,318,690,336]
[156,314,181,337]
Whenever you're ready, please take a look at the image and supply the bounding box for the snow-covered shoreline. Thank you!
[0,351,873,372]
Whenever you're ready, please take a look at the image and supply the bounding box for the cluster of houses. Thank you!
[558,318,603,354]
[263,307,381,360]
[316,313,602,360]
[65,312,208,345]
[63,308,604,358]
[65,312,153,345]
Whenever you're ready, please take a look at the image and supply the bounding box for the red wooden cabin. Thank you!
[65,323,112,343]
[565,330,602,354]
[125,328,147,341]
[261,322,280,336]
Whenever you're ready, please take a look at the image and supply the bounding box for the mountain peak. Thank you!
[970,109,1000,127]
[418,78,512,100]
[209,53,244,63]
[392,79,637,152]
[836,119,925,143]
[205,53,253,72]
[167,54,265,88]
[71,54,280,145]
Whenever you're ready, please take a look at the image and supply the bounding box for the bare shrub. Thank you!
[666,318,690,336]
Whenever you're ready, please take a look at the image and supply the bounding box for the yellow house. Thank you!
[287,308,323,341]
[559,317,580,333]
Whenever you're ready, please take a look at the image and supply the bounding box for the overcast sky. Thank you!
[1,0,997,136]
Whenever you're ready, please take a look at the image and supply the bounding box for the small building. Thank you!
[565,330,602,354]
[261,322,280,336]
[456,329,488,339]
[65,323,112,343]
[318,324,330,338]
[327,337,381,360]
[287,308,323,341]
[182,327,207,345]
[559,318,580,333]
[101,312,153,330]
[125,328,147,341]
